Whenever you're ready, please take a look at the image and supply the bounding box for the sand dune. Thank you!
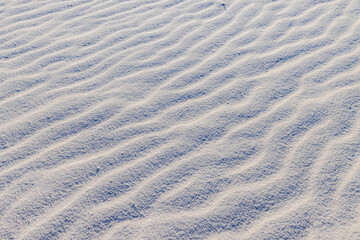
[1,0,360,239]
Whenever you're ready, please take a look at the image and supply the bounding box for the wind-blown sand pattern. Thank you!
[1,0,360,239]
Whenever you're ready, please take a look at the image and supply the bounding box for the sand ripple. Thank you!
[1,0,360,239]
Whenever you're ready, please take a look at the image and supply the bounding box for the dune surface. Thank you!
[1,0,360,239]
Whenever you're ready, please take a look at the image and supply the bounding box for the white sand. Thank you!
[1,0,360,239]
